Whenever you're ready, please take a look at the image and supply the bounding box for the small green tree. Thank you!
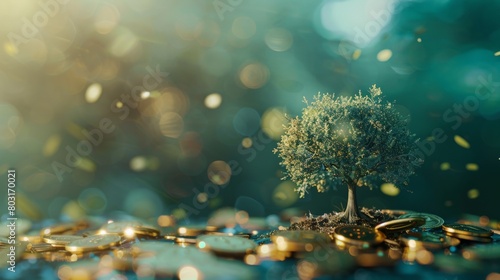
[274,85,422,223]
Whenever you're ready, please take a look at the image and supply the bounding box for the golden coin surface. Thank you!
[333,225,385,247]
[177,225,206,236]
[399,213,444,230]
[43,235,84,246]
[375,218,425,233]
[197,234,257,255]
[271,230,331,252]
[442,223,493,237]
[65,234,121,253]
[444,232,492,243]
[380,209,414,217]
[400,232,459,249]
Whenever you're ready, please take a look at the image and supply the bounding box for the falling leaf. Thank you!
[454,135,470,149]
[468,189,479,199]
[440,162,450,171]
[352,49,362,60]
[465,163,479,171]
[494,51,500,56]
[377,49,392,62]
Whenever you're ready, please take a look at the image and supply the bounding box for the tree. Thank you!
[274,85,422,223]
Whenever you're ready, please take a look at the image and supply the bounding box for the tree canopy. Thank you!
[275,85,422,198]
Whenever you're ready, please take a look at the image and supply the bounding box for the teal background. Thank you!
[0,0,499,222]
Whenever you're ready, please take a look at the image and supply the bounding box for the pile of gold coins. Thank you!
[0,210,498,279]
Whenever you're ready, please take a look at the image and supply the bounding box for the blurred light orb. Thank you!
[232,17,256,39]
[130,156,148,171]
[207,160,232,185]
[178,266,199,280]
[141,91,151,99]
[380,183,400,196]
[317,0,396,47]
[175,14,203,41]
[377,49,393,62]
[94,3,120,34]
[157,215,175,227]
[242,137,253,148]
[85,83,102,103]
[265,28,293,52]
[233,107,260,136]
[159,112,184,138]
[273,181,298,207]
[43,134,61,157]
[440,162,450,171]
[204,93,222,109]
[468,189,479,199]
[78,188,107,214]
[261,107,287,140]
[239,63,269,89]
[465,163,479,171]
[109,28,139,57]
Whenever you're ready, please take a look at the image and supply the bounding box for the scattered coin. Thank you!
[442,224,493,237]
[197,235,257,256]
[375,218,426,233]
[298,247,356,278]
[43,235,84,246]
[65,234,121,253]
[333,225,385,248]
[271,230,332,252]
[380,209,414,217]
[399,213,444,230]
[400,232,459,249]
[444,232,492,243]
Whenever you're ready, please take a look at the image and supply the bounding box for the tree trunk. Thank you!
[339,183,361,223]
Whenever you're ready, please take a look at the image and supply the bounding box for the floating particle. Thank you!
[494,51,500,56]
[454,135,470,149]
[85,83,102,103]
[440,162,450,171]
[204,93,222,109]
[352,49,361,60]
[242,137,252,148]
[417,38,422,43]
[43,134,61,157]
[377,49,392,62]
[465,163,479,171]
[468,189,479,199]
[381,183,400,196]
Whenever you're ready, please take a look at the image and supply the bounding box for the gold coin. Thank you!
[271,230,331,252]
[175,236,197,244]
[333,225,385,248]
[398,213,444,230]
[65,234,121,253]
[133,225,161,237]
[442,223,493,237]
[400,232,459,249]
[444,232,492,243]
[375,218,425,233]
[43,235,84,246]
[197,235,257,256]
[177,225,206,236]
